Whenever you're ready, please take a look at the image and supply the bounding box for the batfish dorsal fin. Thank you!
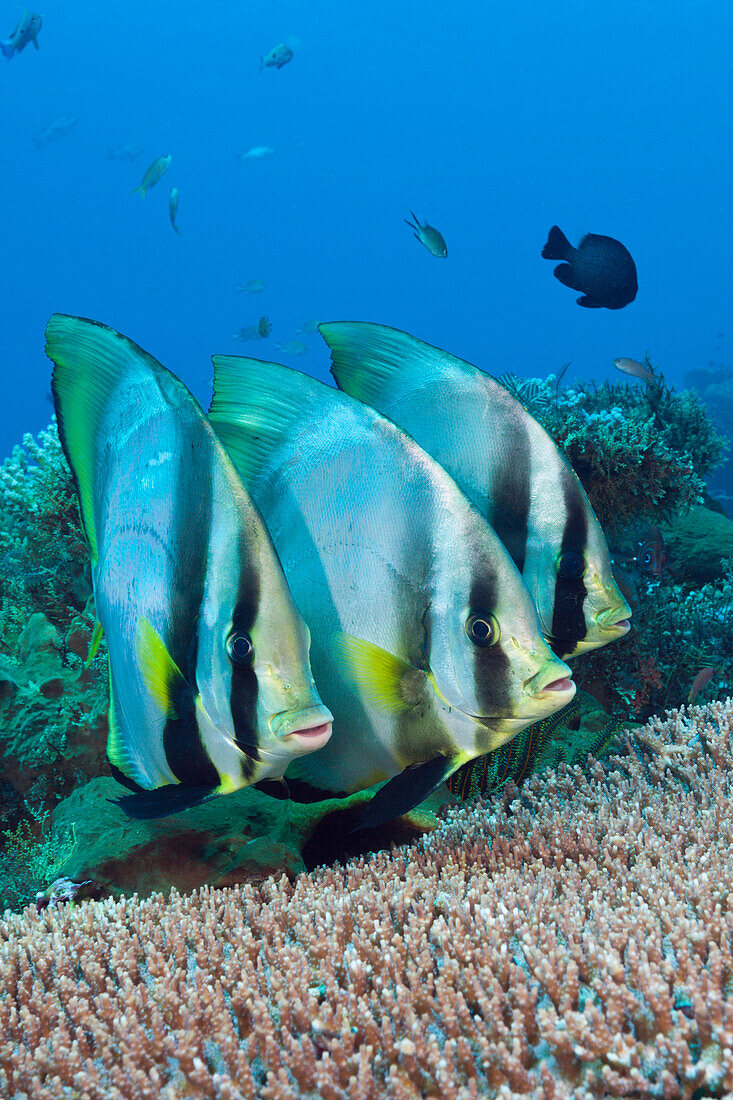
[321,321,474,408]
[45,314,172,562]
[209,355,338,483]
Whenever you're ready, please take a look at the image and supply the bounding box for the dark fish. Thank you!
[258,315,272,338]
[688,667,716,704]
[404,211,447,258]
[260,44,293,70]
[542,226,637,309]
[637,528,666,576]
[1,11,42,59]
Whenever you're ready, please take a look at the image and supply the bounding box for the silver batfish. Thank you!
[208,357,574,828]
[46,315,332,819]
[323,322,631,660]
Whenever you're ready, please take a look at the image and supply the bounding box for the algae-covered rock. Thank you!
[662,505,733,583]
[48,778,452,901]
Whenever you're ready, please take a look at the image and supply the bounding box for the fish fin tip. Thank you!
[116,784,217,820]
[542,225,571,260]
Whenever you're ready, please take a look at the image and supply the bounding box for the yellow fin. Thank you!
[136,618,185,718]
[334,633,418,714]
[84,619,104,667]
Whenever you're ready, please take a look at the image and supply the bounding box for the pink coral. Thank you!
[2,701,733,1098]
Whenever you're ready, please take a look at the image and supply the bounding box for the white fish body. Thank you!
[45,316,332,818]
[209,358,574,805]
[324,323,631,660]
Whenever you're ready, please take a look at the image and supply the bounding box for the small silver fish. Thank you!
[276,341,308,356]
[131,154,172,196]
[168,188,181,235]
[688,667,716,704]
[260,43,293,70]
[33,116,77,149]
[108,143,143,162]
[613,357,656,385]
[298,319,320,335]
[1,11,42,60]
[241,146,274,160]
[404,211,447,258]
[237,280,266,294]
[233,326,263,342]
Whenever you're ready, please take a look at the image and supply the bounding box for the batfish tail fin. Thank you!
[542,225,572,260]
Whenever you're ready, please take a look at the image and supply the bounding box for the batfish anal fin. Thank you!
[352,754,460,832]
[577,296,603,308]
[113,784,218,820]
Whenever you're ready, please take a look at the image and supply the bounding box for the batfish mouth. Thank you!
[281,721,332,750]
[540,676,575,693]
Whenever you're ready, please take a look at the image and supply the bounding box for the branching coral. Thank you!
[501,370,727,530]
[2,701,733,1098]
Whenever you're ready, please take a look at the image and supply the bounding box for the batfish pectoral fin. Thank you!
[352,754,461,832]
[112,783,218,819]
[84,618,104,667]
[136,617,187,718]
[333,632,417,713]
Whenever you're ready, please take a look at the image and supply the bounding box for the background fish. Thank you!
[276,340,308,356]
[209,357,574,825]
[241,146,274,160]
[260,44,293,70]
[45,315,332,819]
[168,187,181,235]
[237,279,265,294]
[324,322,631,661]
[614,357,656,384]
[131,154,172,196]
[542,226,637,309]
[404,211,447,257]
[1,11,42,59]
[33,116,78,149]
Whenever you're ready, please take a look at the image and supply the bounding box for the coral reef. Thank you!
[2,701,733,1098]
[502,368,727,530]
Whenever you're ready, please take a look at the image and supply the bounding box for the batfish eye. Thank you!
[465,613,500,648]
[558,551,585,579]
[226,631,254,665]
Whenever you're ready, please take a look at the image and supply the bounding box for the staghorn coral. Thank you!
[2,702,733,1098]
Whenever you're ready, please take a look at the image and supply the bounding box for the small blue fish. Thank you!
[404,211,447,258]
[1,11,42,59]
[260,43,293,70]
[131,154,172,196]
[168,187,181,235]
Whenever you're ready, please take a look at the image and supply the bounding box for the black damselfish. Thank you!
[542,226,638,309]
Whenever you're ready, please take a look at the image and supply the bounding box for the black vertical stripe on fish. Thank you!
[163,435,218,788]
[549,472,588,655]
[488,418,531,573]
[469,571,512,727]
[229,556,260,777]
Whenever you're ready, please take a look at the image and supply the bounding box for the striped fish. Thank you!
[45,315,333,819]
[208,356,575,829]
[323,322,631,661]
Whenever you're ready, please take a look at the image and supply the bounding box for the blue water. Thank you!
[2,0,732,460]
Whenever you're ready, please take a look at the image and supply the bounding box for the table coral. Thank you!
[2,701,733,1098]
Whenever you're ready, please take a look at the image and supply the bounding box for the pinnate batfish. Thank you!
[45,315,332,819]
[542,226,637,309]
[209,357,574,829]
